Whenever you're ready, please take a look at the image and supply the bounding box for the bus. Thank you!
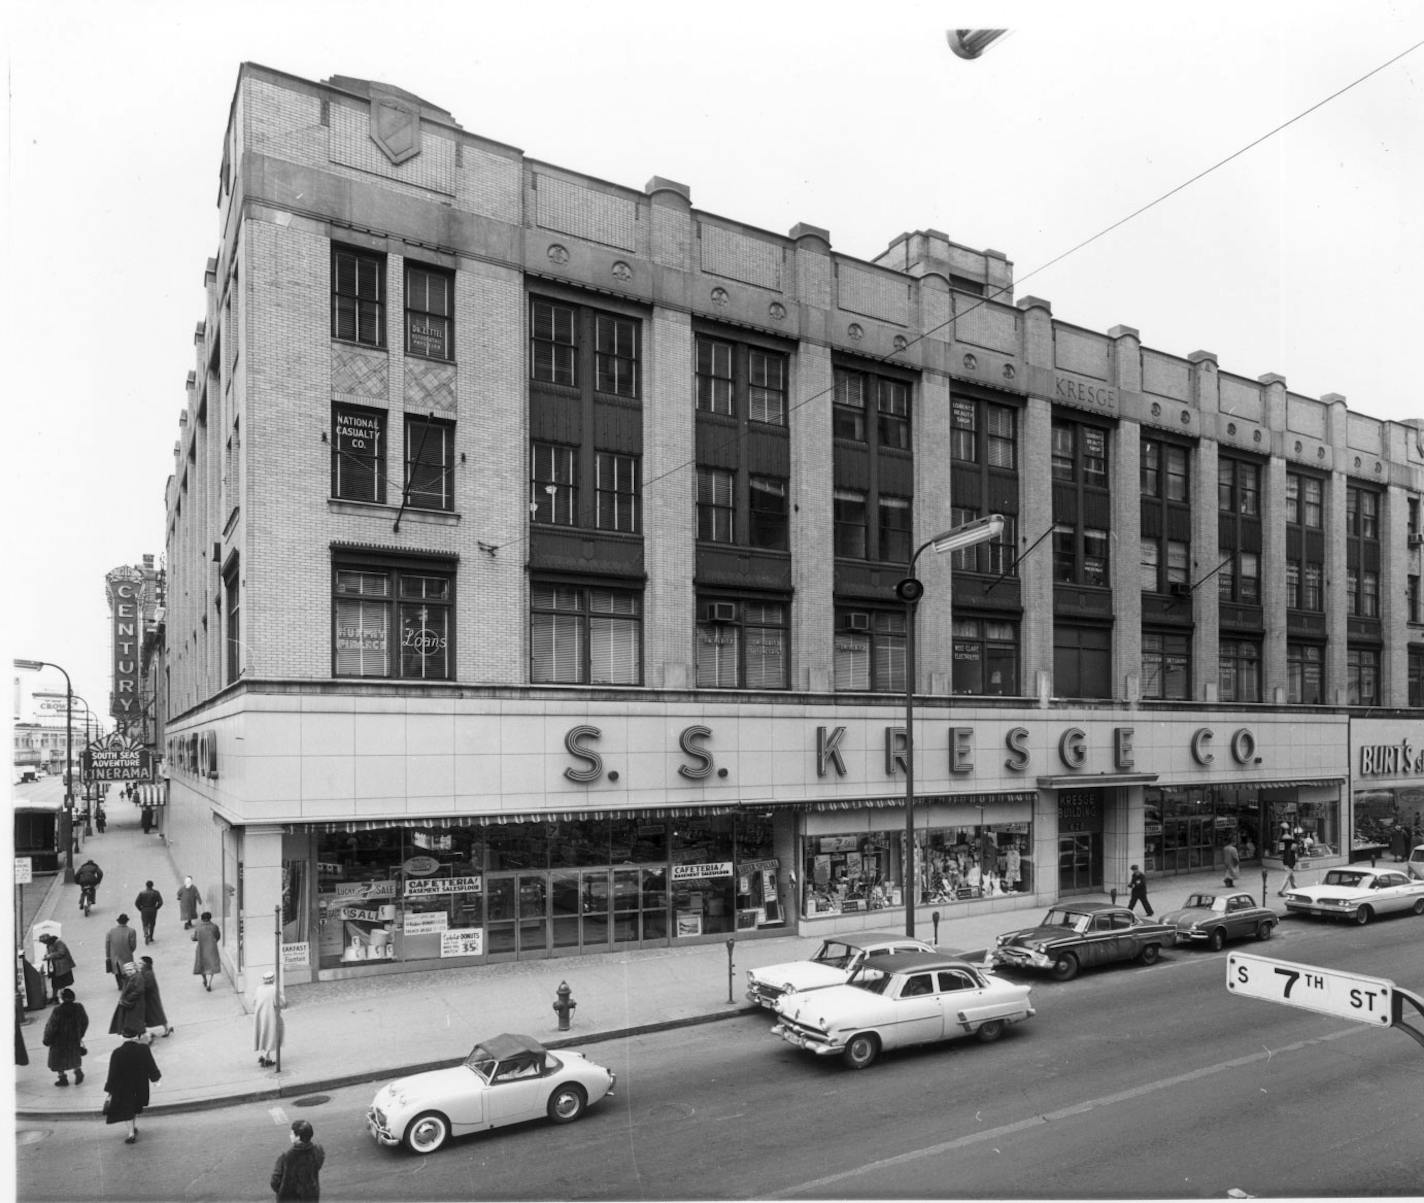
[13,798,63,872]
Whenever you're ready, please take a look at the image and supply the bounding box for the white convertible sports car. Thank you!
[771,951,1034,1069]
[1282,867,1424,925]
[367,1033,616,1154]
[746,931,937,1009]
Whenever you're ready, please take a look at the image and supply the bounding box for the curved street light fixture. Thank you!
[895,514,1006,937]
[14,658,76,882]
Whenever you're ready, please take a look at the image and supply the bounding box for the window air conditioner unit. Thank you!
[1410,533,1424,548]
[1169,582,1191,598]
[845,612,871,632]
[707,601,737,623]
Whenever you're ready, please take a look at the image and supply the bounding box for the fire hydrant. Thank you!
[553,980,576,1031]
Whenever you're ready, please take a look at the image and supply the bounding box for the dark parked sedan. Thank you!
[1159,890,1277,950]
[991,902,1176,981]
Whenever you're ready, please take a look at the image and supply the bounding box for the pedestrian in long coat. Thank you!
[38,933,76,1002]
[43,988,89,1086]
[176,876,202,929]
[108,962,146,1035]
[138,956,174,1037]
[191,912,222,990]
[1222,841,1241,887]
[253,971,285,1067]
[105,915,138,989]
[104,1029,161,1143]
[134,881,164,944]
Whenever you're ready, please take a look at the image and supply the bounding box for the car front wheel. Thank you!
[403,1112,450,1155]
[1412,897,1424,916]
[1050,954,1079,982]
[976,1019,1005,1043]
[1208,927,1227,952]
[842,1032,880,1070]
[1354,905,1373,926]
[1255,920,1274,940]
[547,1084,587,1124]
[1137,943,1161,965]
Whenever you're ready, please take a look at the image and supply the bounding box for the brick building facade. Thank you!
[160,64,1423,991]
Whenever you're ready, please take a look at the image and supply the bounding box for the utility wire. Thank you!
[345,38,1424,562]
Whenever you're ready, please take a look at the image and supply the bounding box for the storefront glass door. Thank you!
[1058,833,1101,893]
[486,874,549,957]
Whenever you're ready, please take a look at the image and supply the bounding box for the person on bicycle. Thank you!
[75,859,103,913]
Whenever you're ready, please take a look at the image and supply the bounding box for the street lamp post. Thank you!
[14,658,76,883]
[894,514,1005,938]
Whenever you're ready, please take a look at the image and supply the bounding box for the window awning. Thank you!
[1036,773,1160,789]
[292,804,739,834]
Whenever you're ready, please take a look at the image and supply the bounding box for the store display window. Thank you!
[671,816,737,935]
[803,822,1031,917]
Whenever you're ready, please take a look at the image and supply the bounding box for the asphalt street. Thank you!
[15,910,1424,1201]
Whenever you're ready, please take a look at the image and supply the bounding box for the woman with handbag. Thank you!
[42,988,89,1087]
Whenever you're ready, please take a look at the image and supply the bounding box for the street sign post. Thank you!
[1227,952,1395,1026]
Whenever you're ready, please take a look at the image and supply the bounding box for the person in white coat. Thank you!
[253,971,285,1068]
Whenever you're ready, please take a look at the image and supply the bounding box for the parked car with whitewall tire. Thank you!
[771,952,1034,1070]
[1159,890,1277,950]
[1282,867,1424,925]
[746,931,937,1009]
[367,1033,615,1155]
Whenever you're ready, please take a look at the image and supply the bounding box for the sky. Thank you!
[2,0,1422,736]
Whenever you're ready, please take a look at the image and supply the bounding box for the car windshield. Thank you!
[812,940,858,967]
[1322,871,1366,888]
[1041,908,1091,933]
[465,1051,497,1082]
[1184,894,1214,909]
[850,969,892,995]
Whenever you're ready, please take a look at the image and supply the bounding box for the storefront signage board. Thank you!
[439,928,483,957]
[671,862,732,881]
[333,905,383,923]
[14,858,32,885]
[404,912,449,934]
[1227,952,1394,1026]
[334,880,395,900]
[406,875,482,896]
[281,942,309,968]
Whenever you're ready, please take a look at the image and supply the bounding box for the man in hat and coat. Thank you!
[38,933,76,1004]
[176,876,202,930]
[139,956,174,1038]
[191,911,222,991]
[105,915,137,989]
[108,962,146,1036]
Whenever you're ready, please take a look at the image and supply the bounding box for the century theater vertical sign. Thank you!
[107,566,145,727]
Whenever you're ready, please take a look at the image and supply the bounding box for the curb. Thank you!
[16,1007,762,1121]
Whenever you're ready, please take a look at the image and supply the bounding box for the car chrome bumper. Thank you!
[770,1022,841,1057]
[366,1108,401,1147]
[1283,903,1352,918]
[992,948,1052,970]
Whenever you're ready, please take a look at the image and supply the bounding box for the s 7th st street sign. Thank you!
[1227,952,1393,1025]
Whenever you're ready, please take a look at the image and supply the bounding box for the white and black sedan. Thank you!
[1283,867,1424,925]
[746,931,937,1009]
[1159,890,1278,950]
[771,952,1034,1070]
[367,1033,616,1154]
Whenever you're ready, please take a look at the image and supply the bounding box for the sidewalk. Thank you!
[15,796,1278,1120]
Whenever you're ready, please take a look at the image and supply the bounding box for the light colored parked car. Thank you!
[1159,890,1277,950]
[771,951,1034,1069]
[367,1033,615,1154]
[746,931,937,1009]
[1407,845,1424,880]
[1282,867,1424,925]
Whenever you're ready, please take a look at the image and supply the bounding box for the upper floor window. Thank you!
[1055,524,1109,587]
[950,507,1017,577]
[1347,569,1380,619]
[332,405,386,504]
[696,336,787,427]
[749,350,787,426]
[834,608,905,692]
[1347,647,1380,706]
[1052,422,1108,488]
[877,380,910,450]
[1347,486,1379,539]
[834,367,912,450]
[1141,440,1188,501]
[405,263,453,361]
[696,339,734,415]
[1286,473,1323,528]
[1218,458,1260,515]
[696,597,788,689]
[696,468,735,543]
[404,415,454,511]
[1411,649,1424,707]
[1142,632,1190,700]
[531,443,577,526]
[952,618,1018,696]
[530,583,641,685]
[334,561,452,680]
[595,314,638,397]
[749,476,789,551]
[332,246,384,348]
[530,301,576,387]
[1219,639,1261,703]
[595,452,640,534]
[951,399,1016,468]
[1217,551,1260,605]
[1287,642,1324,705]
[834,490,868,559]
[833,371,866,441]
[878,496,912,563]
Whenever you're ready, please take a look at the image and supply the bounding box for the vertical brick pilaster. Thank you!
[1324,392,1350,703]
[1260,376,1289,698]
[1190,351,1221,700]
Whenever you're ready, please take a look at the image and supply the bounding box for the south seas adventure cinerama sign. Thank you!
[83,731,152,782]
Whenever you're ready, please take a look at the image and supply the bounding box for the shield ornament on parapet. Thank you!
[370,95,420,165]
